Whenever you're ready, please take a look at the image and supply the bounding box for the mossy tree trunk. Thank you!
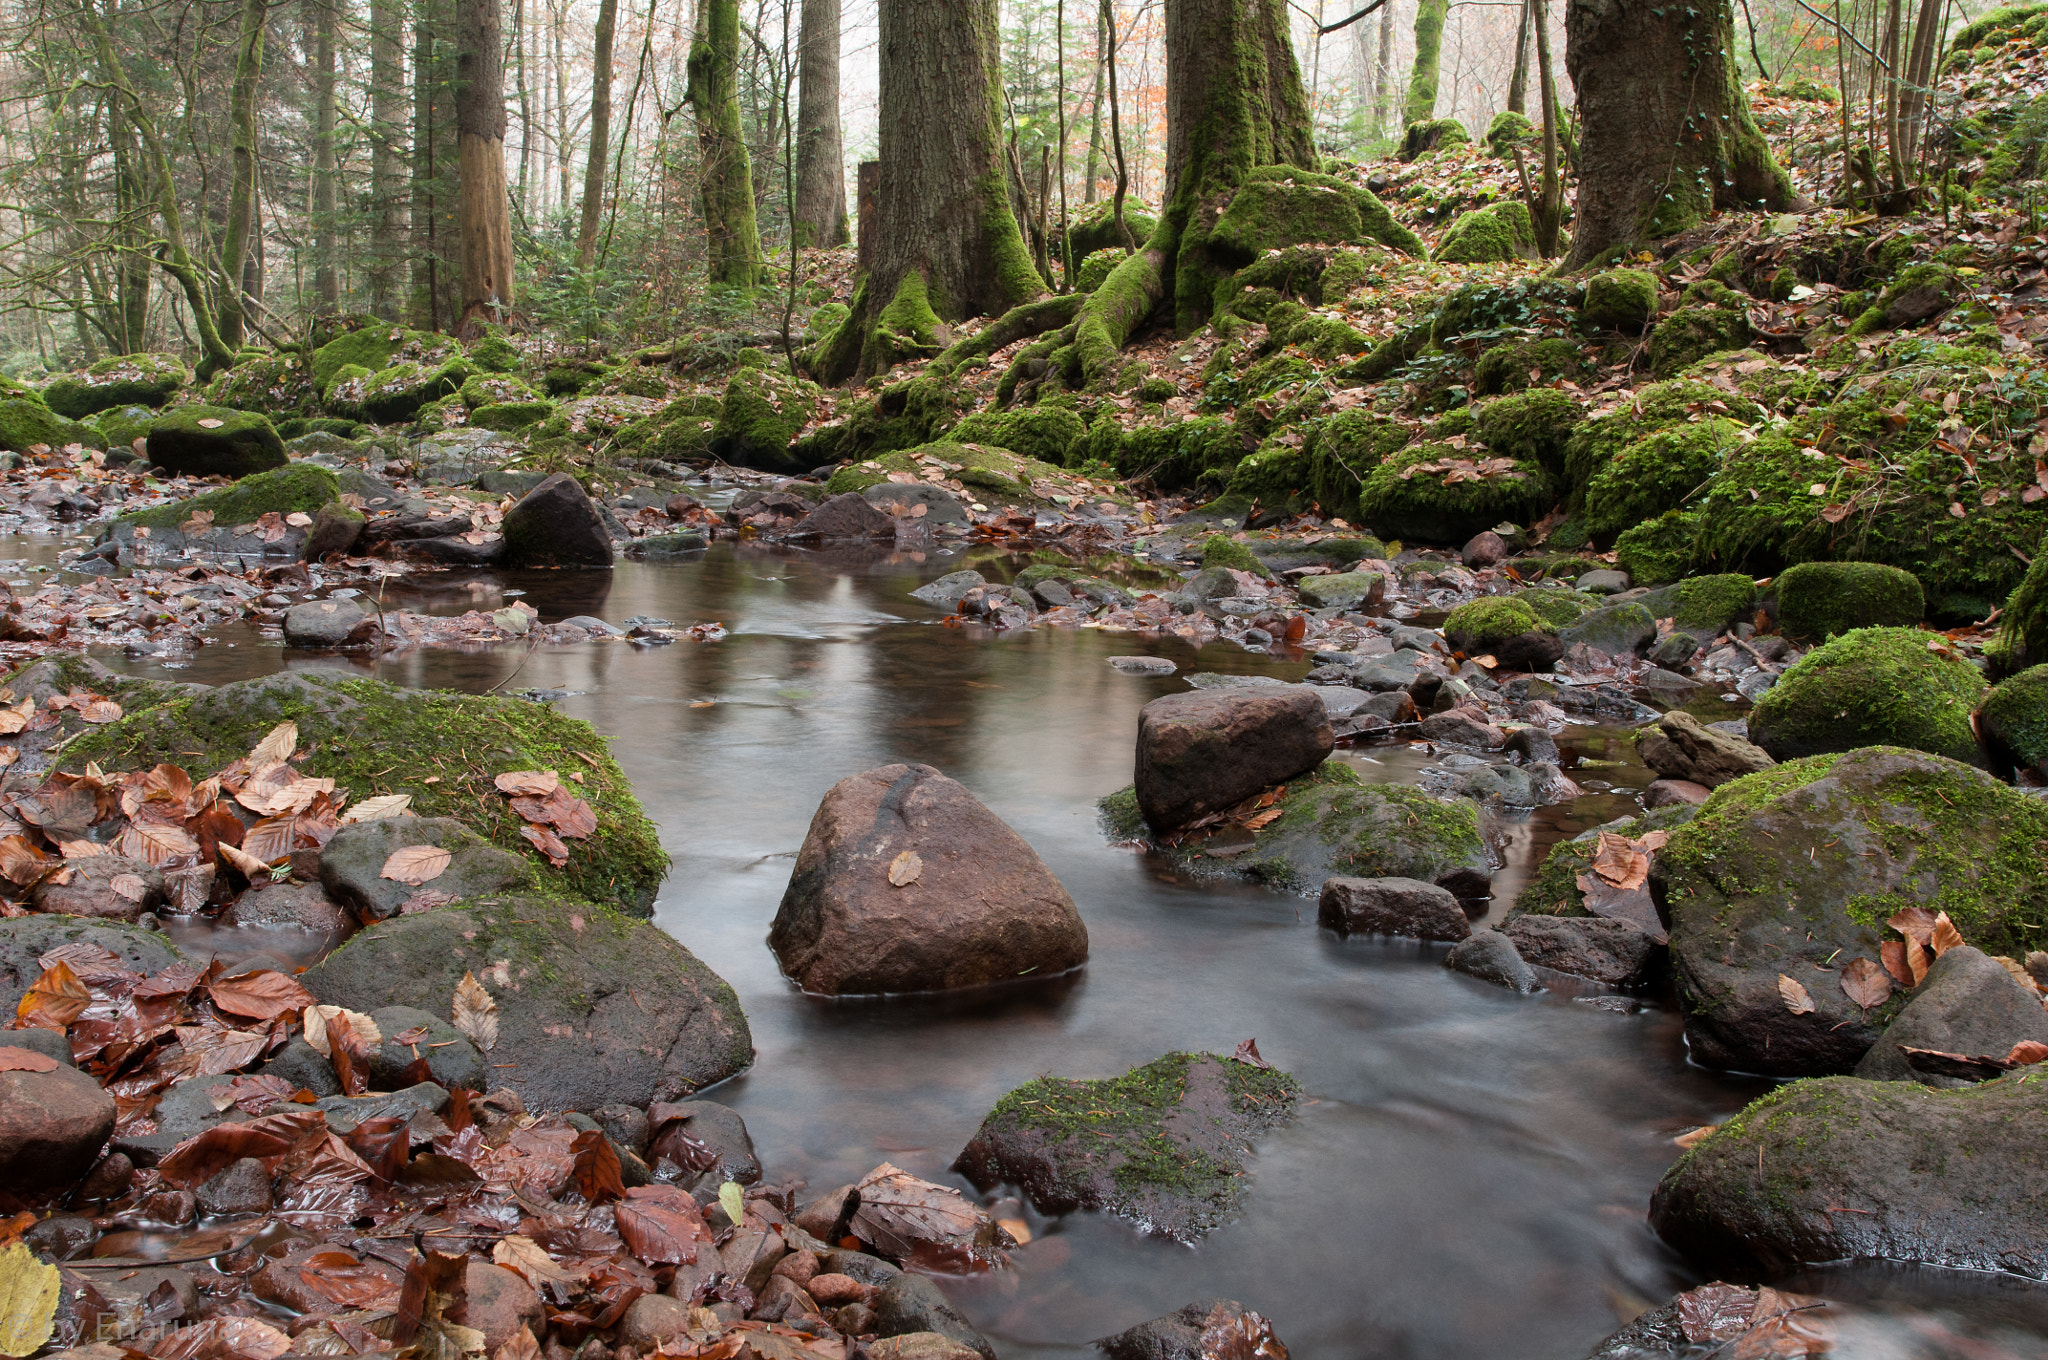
[812,0,1042,383]
[410,0,459,330]
[1507,0,1532,114]
[217,0,268,350]
[1065,0,1313,385]
[1564,0,1798,268]
[687,0,766,288]
[1404,0,1448,128]
[456,0,515,331]
[109,113,149,352]
[367,0,407,320]
[793,0,850,247]
[310,0,341,309]
[574,0,618,271]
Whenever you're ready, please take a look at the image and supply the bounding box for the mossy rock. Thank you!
[1471,389,1579,477]
[791,374,959,467]
[0,397,102,453]
[1520,587,1600,627]
[1474,337,1586,396]
[119,464,340,531]
[1580,418,1743,538]
[1209,165,1425,263]
[823,441,1081,509]
[207,354,319,417]
[1747,626,1988,764]
[467,334,522,374]
[1561,378,1759,505]
[1358,443,1553,544]
[1657,747,2048,1074]
[459,373,540,410]
[949,405,1088,468]
[470,401,556,433]
[1065,200,1159,260]
[1613,512,1701,585]
[143,405,285,477]
[1980,91,2048,188]
[59,672,669,914]
[310,325,454,393]
[953,1051,1300,1244]
[1979,664,2048,778]
[1286,316,1372,363]
[1484,109,1537,156]
[0,656,208,786]
[1775,560,1925,640]
[1649,307,1754,379]
[1434,200,1539,264]
[1766,74,1841,102]
[44,353,188,419]
[1430,278,1582,346]
[1201,534,1271,578]
[1223,440,1313,515]
[1580,269,1658,331]
[1399,118,1470,161]
[353,357,475,425]
[1515,805,1697,918]
[1444,596,1548,649]
[713,365,823,473]
[1993,543,2048,676]
[95,405,158,454]
[1672,573,1758,633]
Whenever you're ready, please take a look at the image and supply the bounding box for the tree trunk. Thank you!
[553,0,571,210]
[686,0,765,287]
[217,0,267,350]
[1404,0,1447,127]
[1370,0,1395,138]
[813,0,1042,382]
[457,0,515,328]
[513,0,532,207]
[311,0,341,308]
[368,0,405,319]
[793,0,849,246]
[1507,0,1532,114]
[411,0,458,329]
[575,0,618,270]
[1081,10,1105,205]
[109,109,149,351]
[1563,0,1797,267]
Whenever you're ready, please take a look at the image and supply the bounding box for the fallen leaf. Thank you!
[1676,1283,1761,1345]
[494,770,560,797]
[381,844,451,884]
[452,971,498,1052]
[109,872,148,903]
[115,818,201,866]
[519,822,569,867]
[887,850,923,887]
[1672,1125,1718,1149]
[1231,1037,1272,1069]
[0,1047,57,1073]
[195,418,226,429]
[1880,939,1914,987]
[78,699,121,724]
[719,1179,746,1229]
[616,1185,711,1264]
[1838,957,1892,1009]
[849,1162,1004,1270]
[208,968,315,1021]
[302,1004,381,1058]
[14,959,89,1031]
[248,721,298,770]
[341,793,413,823]
[1199,1301,1288,1360]
[0,1242,62,1358]
[1778,974,1816,1015]
[1589,831,1651,891]
[1888,906,1938,948]
[1931,911,1965,957]
[219,841,277,876]
[491,1236,579,1290]
[2008,1040,2048,1066]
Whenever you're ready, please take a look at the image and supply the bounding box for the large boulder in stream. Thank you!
[501,472,615,568]
[1746,627,1988,765]
[1649,1070,2048,1278]
[954,1051,1299,1243]
[1654,747,2048,1077]
[143,405,287,478]
[303,896,751,1112]
[769,763,1088,995]
[1133,687,1333,831]
[1852,946,2048,1085]
[57,671,668,914]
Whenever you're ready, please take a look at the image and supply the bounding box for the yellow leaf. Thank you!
[0,1241,60,1357]
[887,850,923,887]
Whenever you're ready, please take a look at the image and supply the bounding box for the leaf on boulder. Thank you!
[116,819,200,866]
[1589,831,1651,891]
[248,721,298,770]
[302,1004,381,1058]
[14,959,89,1031]
[208,968,315,1021]
[381,844,451,884]
[452,971,498,1052]
[1777,974,1816,1015]
[195,418,225,429]
[1838,957,1892,1009]
[718,1179,746,1229]
[0,1047,57,1073]
[78,699,121,724]
[341,793,413,823]
[494,770,559,797]
[519,822,569,867]
[887,850,923,887]
[0,1241,57,1358]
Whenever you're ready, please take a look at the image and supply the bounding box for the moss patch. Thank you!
[119,464,340,531]
[1775,561,1925,640]
[1747,627,1988,764]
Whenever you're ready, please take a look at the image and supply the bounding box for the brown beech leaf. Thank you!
[570,1128,626,1205]
[247,721,297,769]
[1880,939,1913,987]
[1777,974,1816,1015]
[849,1161,999,1269]
[380,844,451,884]
[887,850,923,887]
[0,835,52,887]
[14,959,89,1031]
[2009,1040,2048,1066]
[219,841,276,877]
[614,1184,710,1264]
[0,1045,58,1072]
[1589,831,1651,891]
[156,1106,324,1187]
[1888,906,1937,948]
[1930,911,1965,957]
[151,1316,291,1360]
[519,822,569,867]
[452,971,498,1052]
[490,1236,579,1290]
[494,770,559,797]
[1838,957,1892,1009]
[295,1248,403,1309]
[1677,1284,1762,1344]
[1199,1301,1289,1360]
[77,699,121,724]
[207,969,315,1021]
[1231,1037,1272,1069]
[115,819,200,866]
[171,1024,271,1078]
[341,793,412,823]
[302,1004,381,1058]
[494,1327,542,1360]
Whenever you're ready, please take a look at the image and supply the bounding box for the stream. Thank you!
[22,525,2048,1360]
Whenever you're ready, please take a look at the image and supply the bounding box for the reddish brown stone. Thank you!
[1134,688,1333,831]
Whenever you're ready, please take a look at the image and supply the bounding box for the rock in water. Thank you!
[1650,1072,2048,1277]
[954,1051,1299,1242]
[282,597,375,648]
[143,405,286,477]
[0,916,182,1014]
[301,895,751,1111]
[1500,916,1662,987]
[0,1064,117,1193]
[1134,688,1334,831]
[769,763,1087,995]
[501,472,615,568]
[1853,946,2048,1085]
[1633,710,1774,788]
[789,492,896,539]
[1318,876,1470,941]
[1657,747,2048,1077]
[1099,1300,1289,1360]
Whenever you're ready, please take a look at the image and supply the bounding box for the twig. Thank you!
[484,629,545,696]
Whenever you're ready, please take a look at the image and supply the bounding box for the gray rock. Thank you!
[1578,569,1631,594]
[1504,726,1559,764]
[625,532,710,560]
[910,570,986,609]
[864,482,969,525]
[1134,688,1334,831]
[789,491,897,539]
[1108,656,1176,676]
[1501,916,1662,987]
[1099,1300,1264,1360]
[2,1027,74,1067]
[302,502,366,560]
[1445,929,1538,992]
[314,1081,449,1134]
[30,856,165,922]
[1634,710,1775,788]
[1297,572,1383,610]
[0,917,180,1016]
[1853,946,2048,1085]
[872,1275,996,1360]
[1644,778,1712,808]
[220,880,351,932]
[1559,602,1657,657]
[653,1099,761,1189]
[501,472,615,568]
[1648,630,1704,669]
[282,598,373,648]
[367,1005,486,1091]
[195,1157,273,1216]
[256,1037,342,1098]
[1319,876,1470,941]
[317,816,530,923]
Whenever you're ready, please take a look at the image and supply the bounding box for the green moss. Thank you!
[142,405,285,476]
[714,365,823,470]
[467,334,521,373]
[1399,118,1468,160]
[1223,441,1314,513]
[1980,92,2048,188]
[459,373,539,409]
[60,673,668,914]
[120,464,339,531]
[1485,109,1536,156]
[1435,200,1539,264]
[1562,378,1759,506]
[311,326,453,392]
[1749,627,1989,764]
[0,397,101,453]
[1320,249,1373,300]
[1358,442,1553,544]
[1649,306,1754,378]
[45,353,188,418]
[1673,573,1758,633]
[1472,389,1579,477]
[1521,587,1600,627]
[1995,543,2048,676]
[1775,561,1925,640]
[470,400,556,433]
[950,405,1089,467]
[1980,665,2048,775]
[1474,337,1586,396]
[1287,316,1372,363]
[1210,166,1425,263]
[1202,534,1271,577]
[1581,269,1658,331]
[1581,418,1742,537]
[208,354,319,417]
[870,270,945,370]
[1614,511,1702,585]
[1444,595,1550,648]
[822,441,1084,507]
[1515,805,1699,918]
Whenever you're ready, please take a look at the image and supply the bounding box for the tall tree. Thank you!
[310,0,341,309]
[217,0,269,349]
[411,0,458,328]
[367,0,406,319]
[1404,0,1447,127]
[1507,0,1532,114]
[1564,0,1796,266]
[575,0,618,269]
[792,0,849,246]
[686,0,765,286]
[456,0,515,326]
[812,0,1041,381]
[1066,0,1312,380]
[1370,0,1396,139]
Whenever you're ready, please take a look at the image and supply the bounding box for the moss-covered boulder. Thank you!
[713,365,823,473]
[1979,664,2048,779]
[1672,573,1759,634]
[1655,747,2048,1075]
[949,405,1088,467]
[824,441,1086,509]
[470,400,555,433]
[0,656,206,787]
[60,672,668,914]
[467,333,522,373]
[1650,1071,2048,1278]
[1358,443,1552,544]
[143,405,285,477]
[1484,109,1536,156]
[459,373,539,410]
[1649,306,1754,378]
[302,895,749,1113]
[1991,544,2048,677]
[1444,596,1565,670]
[1209,166,1425,263]
[953,1051,1299,1244]
[0,396,103,453]
[1580,419,1742,538]
[1473,338,1585,396]
[1471,388,1579,477]
[44,353,187,418]
[1774,560,1924,640]
[1613,511,1700,585]
[1580,269,1657,331]
[1400,117,1469,160]
[351,357,474,425]
[1434,200,1540,263]
[118,463,339,533]
[310,325,455,392]
[1561,378,1758,506]
[1747,627,1986,764]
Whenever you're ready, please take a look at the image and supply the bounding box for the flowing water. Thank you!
[33,527,2048,1360]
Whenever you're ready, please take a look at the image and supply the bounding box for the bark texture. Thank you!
[1564,0,1796,267]
[410,0,458,329]
[813,0,1042,382]
[311,0,341,308]
[368,0,406,319]
[218,0,268,349]
[575,0,618,271]
[793,0,849,247]
[1404,0,1448,127]
[456,0,514,327]
[687,0,766,287]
